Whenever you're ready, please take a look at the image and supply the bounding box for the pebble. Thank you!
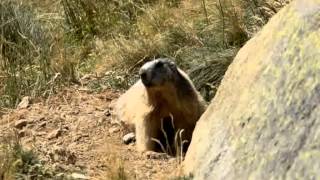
[55,173,65,178]
[70,173,89,180]
[122,132,136,145]
[108,127,120,134]
[38,121,47,128]
[17,96,30,109]
[14,119,28,129]
[18,129,27,137]
[47,129,62,139]
[104,109,111,116]
[144,151,169,160]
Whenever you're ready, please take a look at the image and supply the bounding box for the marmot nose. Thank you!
[140,72,147,80]
[140,72,152,87]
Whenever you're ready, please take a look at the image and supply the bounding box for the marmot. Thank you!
[115,58,207,155]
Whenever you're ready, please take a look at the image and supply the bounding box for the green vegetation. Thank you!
[171,174,194,180]
[0,131,56,179]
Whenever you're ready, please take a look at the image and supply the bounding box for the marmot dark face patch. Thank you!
[139,58,176,88]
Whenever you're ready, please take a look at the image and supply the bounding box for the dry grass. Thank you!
[150,116,190,161]
[0,0,52,107]
[103,152,131,180]
[0,0,78,108]
[83,0,290,100]
[94,141,134,180]
[0,0,290,107]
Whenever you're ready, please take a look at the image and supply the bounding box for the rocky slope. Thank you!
[184,0,320,179]
[0,86,180,179]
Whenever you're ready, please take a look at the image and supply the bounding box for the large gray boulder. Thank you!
[184,0,320,179]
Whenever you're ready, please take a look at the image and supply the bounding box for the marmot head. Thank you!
[139,58,178,88]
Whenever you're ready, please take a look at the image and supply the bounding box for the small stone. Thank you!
[144,151,169,160]
[14,119,28,129]
[71,109,80,115]
[53,145,65,154]
[168,157,176,163]
[35,116,45,122]
[81,74,94,80]
[36,132,46,136]
[104,109,111,117]
[47,129,62,139]
[52,163,67,171]
[38,122,47,128]
[110,119,121,126]
[73,134,89,142]
[122,132,135,145]
[97,117,106,124]
[56,173,65,178]
[108,127,120,134]
[17,96,30,109]
[70,173,89,180]
[18,129,27,137]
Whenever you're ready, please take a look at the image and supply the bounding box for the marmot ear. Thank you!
[169,60,176,66]
[167,60,177,71]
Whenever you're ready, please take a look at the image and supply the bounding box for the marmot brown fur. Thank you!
[115,58,207,155]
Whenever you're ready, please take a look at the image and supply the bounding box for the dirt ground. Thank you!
[0,85,182,179]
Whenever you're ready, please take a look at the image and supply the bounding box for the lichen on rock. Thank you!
[184,0,320,179]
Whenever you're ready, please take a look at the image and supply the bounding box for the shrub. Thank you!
[0,131,54,179]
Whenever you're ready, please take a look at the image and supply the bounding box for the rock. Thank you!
[38,121,47,128]
[18,129,27,137]
[36,132,46,136]
[184,1,320,179]
[108,127,120,134]
[52,163,68,171]
[35,116,46,122]
[49,146,77,164]
[122,132,136,144]
[73,134,89,142]
[104,109,111,117]
[17,96,30,109]
[81,74,94,80]
[14,119,28,129]
[144,151,169,160]
[70,173,89,180]
[47,129,62,139]
[97,117,106,125]
[110,118,121,126]
[55,173,65,178]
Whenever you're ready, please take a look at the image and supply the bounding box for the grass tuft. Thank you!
[0,130,55,179]
[0,0,53,107]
